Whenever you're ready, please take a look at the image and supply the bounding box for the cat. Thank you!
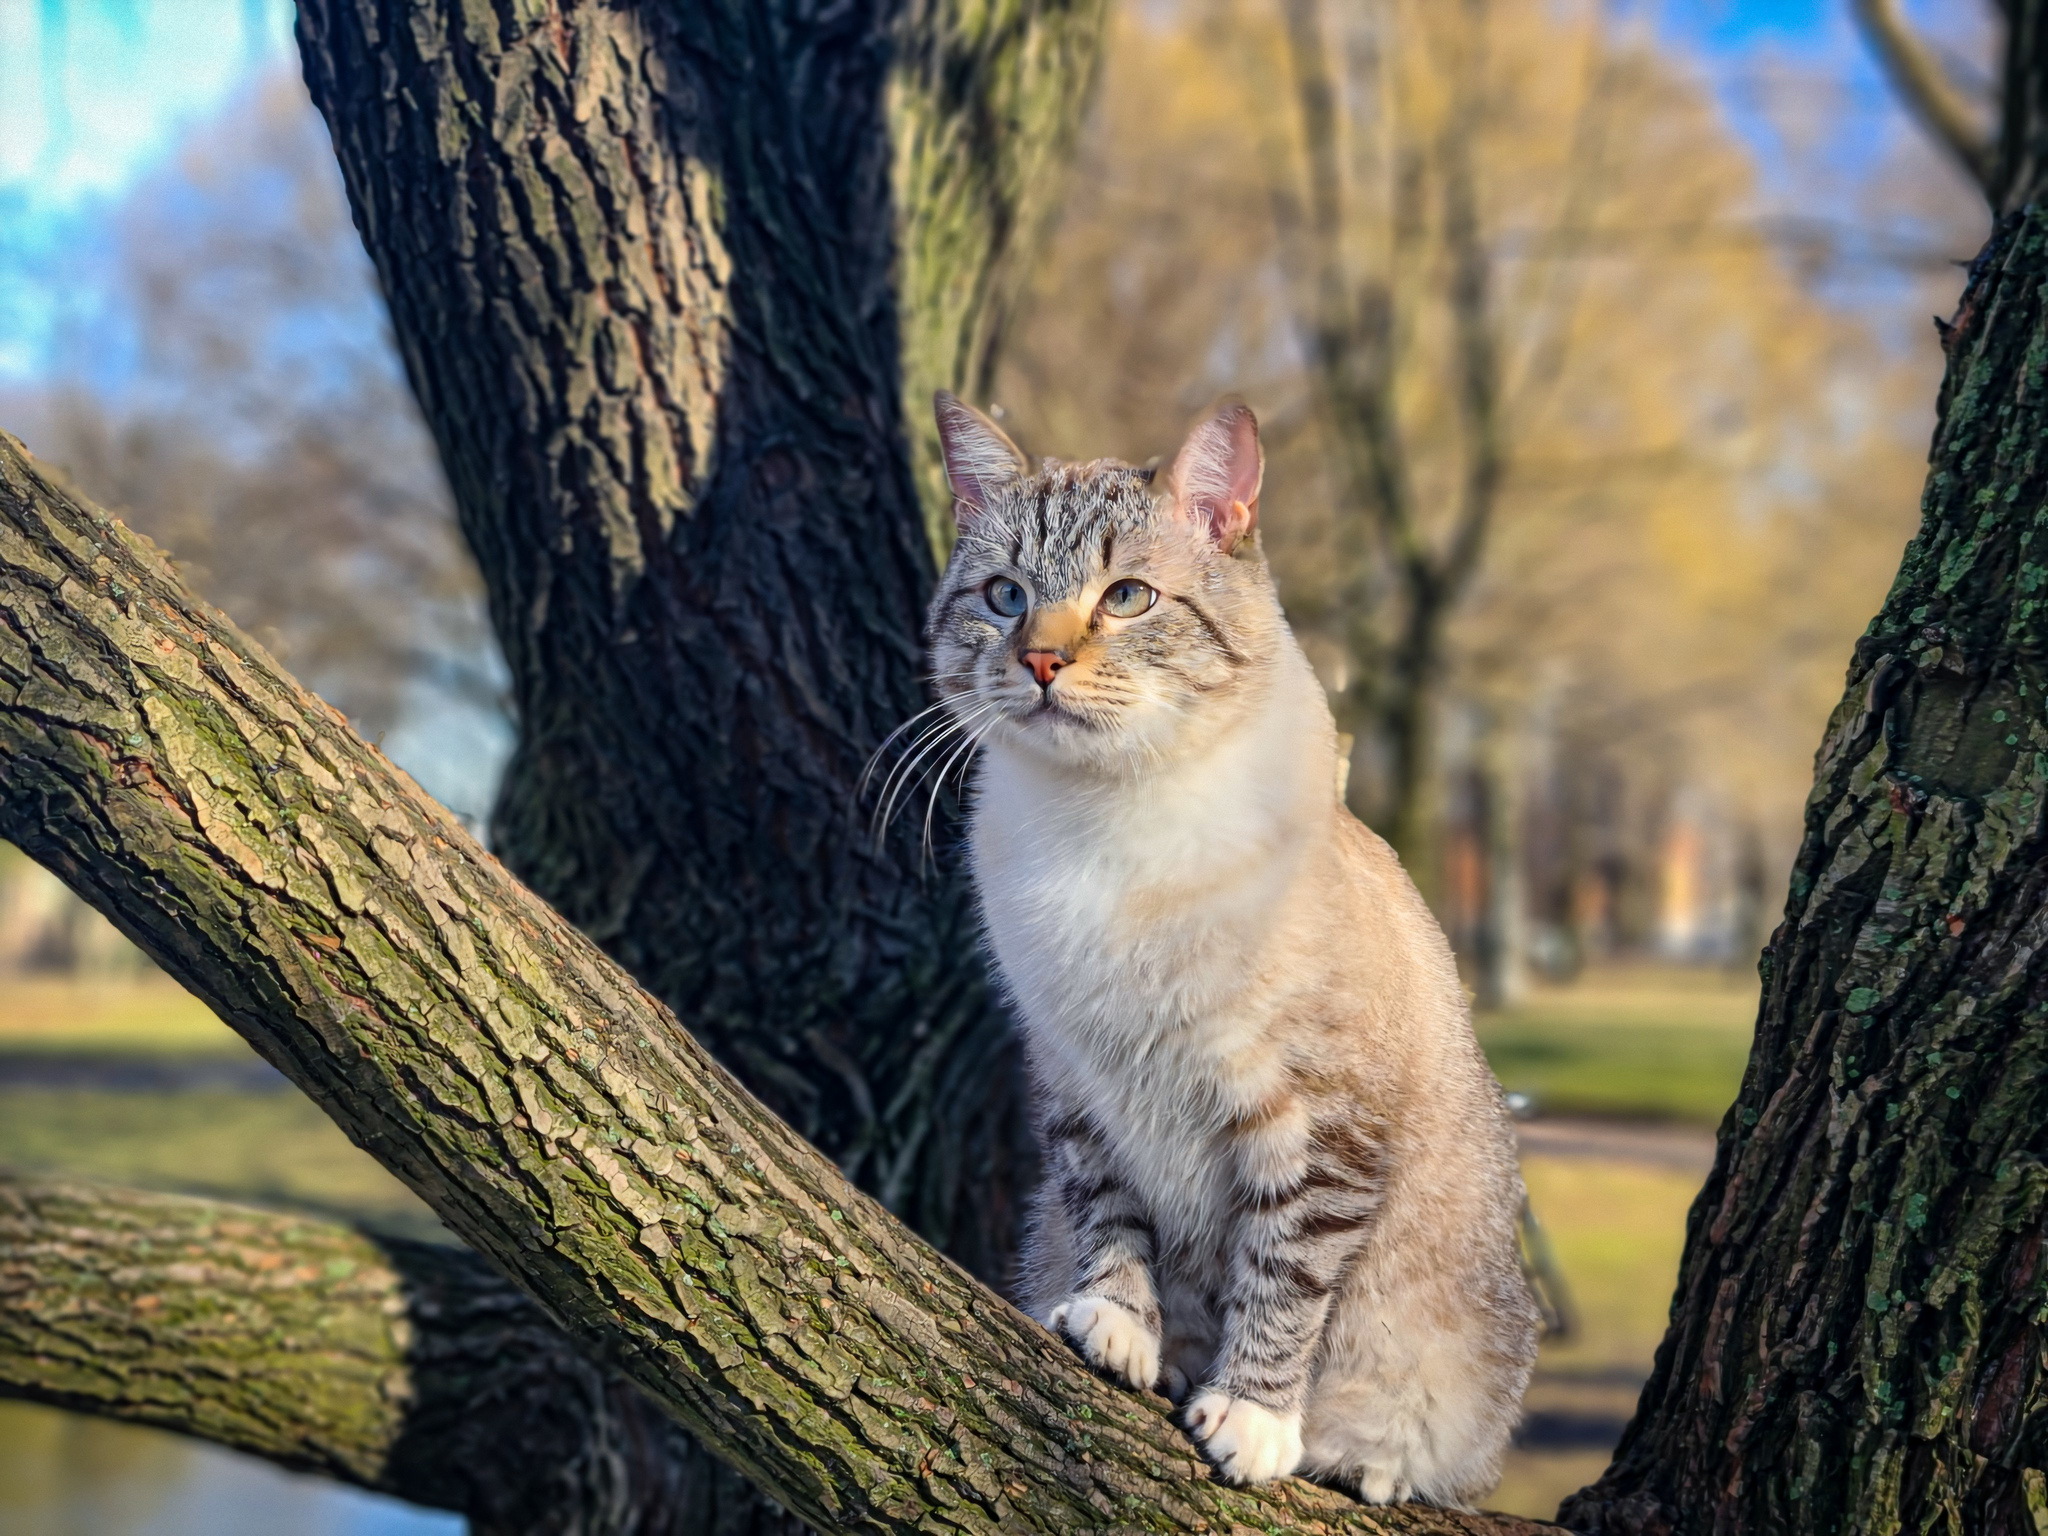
[918,391,1538,1506]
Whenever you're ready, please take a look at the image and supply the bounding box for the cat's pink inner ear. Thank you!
[1170,402,1264,551]
[934,391,1028,525]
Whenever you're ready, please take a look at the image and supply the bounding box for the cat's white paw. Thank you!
[1045,1295,1160,1393]
[1183,1391,1304,1484]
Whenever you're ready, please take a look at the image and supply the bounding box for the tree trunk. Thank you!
[1998,0,2048,218]
[1558,202,2048,1536]
[0,1174,799,1536]
[0,433,1552,1536]
[1473,708,1526,1012]
[293,0,1104,1290]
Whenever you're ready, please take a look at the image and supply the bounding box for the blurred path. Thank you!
[0,1055,286,1091]
[1518,1118,1716,1174]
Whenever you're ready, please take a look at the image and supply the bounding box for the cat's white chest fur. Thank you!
[969,668,1324,1243]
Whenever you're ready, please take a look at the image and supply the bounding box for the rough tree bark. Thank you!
[293,0,1105,1289]
[0,1174,800,1536]
[1558,24,2048,1520]
[0,438,1553,1534]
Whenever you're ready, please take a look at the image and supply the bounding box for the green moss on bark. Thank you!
[0,1174,788,1536]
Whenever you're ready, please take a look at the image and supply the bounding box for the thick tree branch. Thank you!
[890,0,1112,560]
[1852,0,1998,195]
[0,1174,797,1536]
[0,438,1553,1533]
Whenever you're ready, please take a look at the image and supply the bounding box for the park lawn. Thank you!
[1489,1151,1703,1520]
[0,1089,1702,1521]
[0,975,241,1055]
[1476,964,1759,1126]
[0,1086,442,1240]
[0,969,1715,1521]
[0,964,1764,1119]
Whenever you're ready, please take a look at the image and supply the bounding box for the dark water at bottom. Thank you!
[0,1402,465,1536]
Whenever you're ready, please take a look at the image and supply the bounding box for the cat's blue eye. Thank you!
[1100,578,1156,618]
[985,577,1028,617]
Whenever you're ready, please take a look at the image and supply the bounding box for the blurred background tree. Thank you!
[995,0,1954,1005]
[10,75,504,815]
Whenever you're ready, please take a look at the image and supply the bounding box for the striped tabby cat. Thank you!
[921,392,1537,1506]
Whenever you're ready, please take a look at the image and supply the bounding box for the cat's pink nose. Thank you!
[1022,651,1065,687]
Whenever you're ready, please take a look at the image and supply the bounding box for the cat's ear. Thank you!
[934,391,1028,524]
[1169,400,1263,552]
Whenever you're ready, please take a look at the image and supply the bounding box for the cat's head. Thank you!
[924,393,1285,772]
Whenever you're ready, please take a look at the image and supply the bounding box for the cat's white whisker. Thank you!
[886,716,994,855]
[919,728,981,867]
[858,697,964,799]
[918,703,1007,866]
[869,701,982,816]
[872,726,962,844]
[873,698,1001,847]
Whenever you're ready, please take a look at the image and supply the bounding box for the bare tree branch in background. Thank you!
[1275,0,1560,964]
[23,78,497,752]
[999,0,1933,975]
[1851,0,1999,197]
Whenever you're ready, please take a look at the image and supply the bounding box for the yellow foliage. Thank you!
[997,0,1929,895]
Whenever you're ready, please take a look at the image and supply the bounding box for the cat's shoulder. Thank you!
[1327,804,1412,890]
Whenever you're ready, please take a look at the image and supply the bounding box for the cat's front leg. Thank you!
[1189,1100,1383,1484]
[1040,1105,1163,1394]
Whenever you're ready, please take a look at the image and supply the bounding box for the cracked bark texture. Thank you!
[0,1174,799,1536]
[1559,205,2048,1536]
[0,436,1556,1536]
[293,0,1105,1291]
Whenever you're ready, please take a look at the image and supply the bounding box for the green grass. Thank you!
[1476,965,1758,1125]
[0,969,1722,1521]
[0,1087,442,1240]
[0,976,447,1233]
[0,976,243,1055]
[1490,1152,1702,1519]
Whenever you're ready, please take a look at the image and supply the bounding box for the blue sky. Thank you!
[0,0,1974,380]
[1,0,293,207]
[0,0,296,377]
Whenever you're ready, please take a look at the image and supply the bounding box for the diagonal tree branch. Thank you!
[0,1173,798,1536]
[0,436,1555,1534]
